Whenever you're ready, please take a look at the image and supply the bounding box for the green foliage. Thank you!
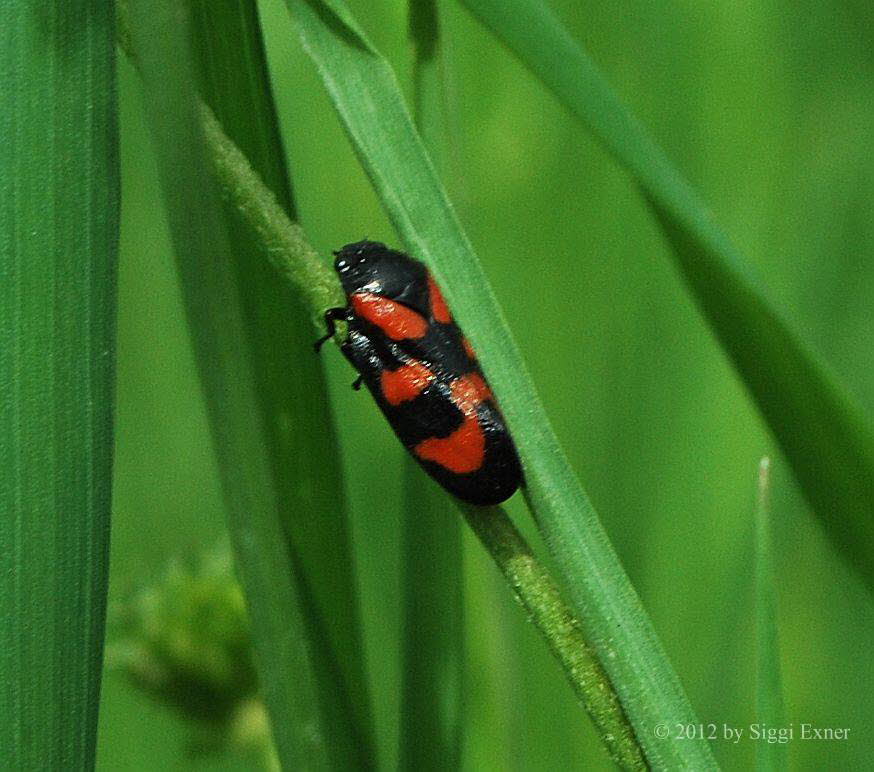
[0,3,117,768]
[199,105,344,322]
[187,1,373,762]
[754,459,787,771]
[399,472,465,770]
[124,1,359,766]
[459,0,874,589]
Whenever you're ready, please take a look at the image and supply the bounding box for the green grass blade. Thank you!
[186,1,374,761]
[0,3,118,768]
[459,0,874,588]
[400,473,464,770]
[754,458,787,771]
[399,3,464,768]
[285,1,716,766]
[125,3,351,766]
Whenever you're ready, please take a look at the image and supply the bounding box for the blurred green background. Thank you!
[98,0,874,768]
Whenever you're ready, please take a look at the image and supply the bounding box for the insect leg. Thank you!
[314,307,353,352]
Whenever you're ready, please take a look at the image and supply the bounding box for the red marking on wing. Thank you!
[352,292,428,340]
[428,276,452,323]
[414,373,493,474]
[461,336,476,361]
[415,414,485,474]
[450,373,492,412]
[381,361,434,405]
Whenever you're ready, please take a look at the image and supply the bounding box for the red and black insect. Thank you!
[315,240,521,506]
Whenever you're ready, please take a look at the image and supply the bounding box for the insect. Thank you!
[315,240,521,506]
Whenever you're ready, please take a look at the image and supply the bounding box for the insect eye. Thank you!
[335,249,371,274]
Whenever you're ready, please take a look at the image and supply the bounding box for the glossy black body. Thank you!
[328,240,521,506]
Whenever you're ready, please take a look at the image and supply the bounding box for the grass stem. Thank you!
[461,505,646,770]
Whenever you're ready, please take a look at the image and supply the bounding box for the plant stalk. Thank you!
[461,505,646,770]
